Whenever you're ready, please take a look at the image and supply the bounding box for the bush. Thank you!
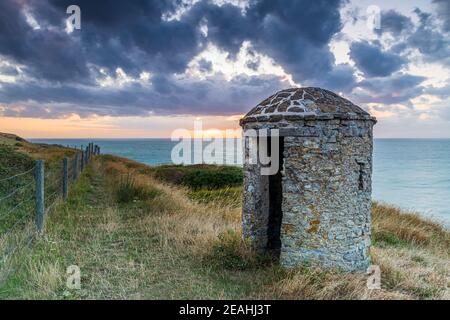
[152,165,243,190]
[182,166,243,190]
[116,175,160,204]
[152,165,187,185]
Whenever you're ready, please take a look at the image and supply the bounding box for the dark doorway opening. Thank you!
[267,136,284,254]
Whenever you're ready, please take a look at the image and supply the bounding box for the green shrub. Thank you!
[373,230,408,247]
[182,166,243,190]
[152,165,187,185]
[152,165,243,190]
[116,175,160,204]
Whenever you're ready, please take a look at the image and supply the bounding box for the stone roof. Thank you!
[240,87,376,125]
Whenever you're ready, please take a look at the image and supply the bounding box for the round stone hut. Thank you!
[239,87,377,272]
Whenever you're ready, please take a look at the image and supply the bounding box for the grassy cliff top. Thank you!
[1,134,449,300]
[0,132,77,162]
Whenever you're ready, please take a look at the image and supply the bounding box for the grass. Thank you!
[0,134,77,236]
[0,133,449,299]
[115,174,160,204]
[144,164,243,190]
[0,132,77,162]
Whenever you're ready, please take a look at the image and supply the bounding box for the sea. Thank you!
[30,138,450,227]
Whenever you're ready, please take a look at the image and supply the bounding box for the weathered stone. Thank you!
[268,114,283,122]
[288,106,304,112]
[240,87,376,273]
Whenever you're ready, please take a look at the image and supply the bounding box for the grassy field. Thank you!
[0,134,449,299]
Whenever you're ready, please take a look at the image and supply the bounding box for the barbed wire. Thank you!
[0,195,34,221]
[44,190,60,208]
[1,145,97,277]
[45,194,60,215]
[0,181,34,204]
[1,211,33,240]
[45,178,62,192]
[0,227,35,270]
[0,166,35,183]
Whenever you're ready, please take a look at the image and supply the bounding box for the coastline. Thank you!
[1,134,450,299]
[27,138,450,227]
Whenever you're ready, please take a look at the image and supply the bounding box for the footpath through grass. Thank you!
[1,154,449,300]
[0,158,278,299]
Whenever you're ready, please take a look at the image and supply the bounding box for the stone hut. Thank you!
[239,87,377,272]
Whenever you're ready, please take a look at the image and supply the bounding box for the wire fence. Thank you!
[0,142,101,279]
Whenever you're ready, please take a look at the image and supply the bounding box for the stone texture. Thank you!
[241,87,373,126]
[241,87,376,273]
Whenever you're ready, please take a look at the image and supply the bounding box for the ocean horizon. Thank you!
[29,138,450,227]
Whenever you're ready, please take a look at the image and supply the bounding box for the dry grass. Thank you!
[100,157,450,300]
[372,202,450,250]
[0,132,77,161]
[2,152,449,300]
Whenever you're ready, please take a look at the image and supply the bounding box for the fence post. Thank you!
[63,157,68,202]
[74,152,79,179]
[35,160,45,234]
[81,150,85,171]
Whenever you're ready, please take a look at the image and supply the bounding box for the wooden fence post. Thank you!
[63,157,68,202]
[81,150,85,171]
[35,160,45,233]
[74,152,79,179]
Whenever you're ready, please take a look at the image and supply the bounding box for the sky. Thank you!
[0,0,449,138]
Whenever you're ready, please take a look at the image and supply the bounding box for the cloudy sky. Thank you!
[0,0,449,138]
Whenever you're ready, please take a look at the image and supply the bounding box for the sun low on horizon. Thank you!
[0,0,449,139]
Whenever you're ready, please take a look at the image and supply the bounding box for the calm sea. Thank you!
[30,138,450,226]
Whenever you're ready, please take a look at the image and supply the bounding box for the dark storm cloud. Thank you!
[375,10,413,36]
[352,73,426,105]
[0,0,445,119]
[349,41,406,77]
[407,9,450,67]
[0,64,18,76]
[0,1,89,82]
[433,0,450,32]
[247,0,343,82]
[22,0,346,83]
[0,74,287,118]
[380,8,450,68]
[0,0,351,118]
[318,64,357,93]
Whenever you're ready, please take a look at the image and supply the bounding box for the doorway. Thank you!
[267,136,284,253]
